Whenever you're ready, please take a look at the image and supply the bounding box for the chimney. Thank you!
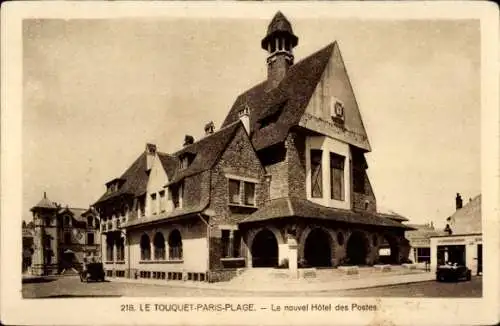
[238,106,250,134]
[184,135,194,147]
[455,193,463,210]
[204,121,215,135]
[430,221,434,229]
[43,191,47,199]
[146,143,157,171]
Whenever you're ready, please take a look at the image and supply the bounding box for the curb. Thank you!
[106,275,435,293]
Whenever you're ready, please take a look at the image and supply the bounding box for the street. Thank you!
[22,276,482,298]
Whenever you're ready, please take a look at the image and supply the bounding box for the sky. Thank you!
[22,15,480,229]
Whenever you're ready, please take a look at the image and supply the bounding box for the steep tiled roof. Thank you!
[157,152,178,180]
[94,152,149,205]
[221,43,335,151]
[241,197,413,229]
[168,121,242,184]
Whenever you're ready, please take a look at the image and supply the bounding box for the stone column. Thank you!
[287,235,298,278]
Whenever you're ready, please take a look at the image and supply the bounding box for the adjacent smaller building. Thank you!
[29,193,101,276]
[405,222,446,267]
[430,193,482,275]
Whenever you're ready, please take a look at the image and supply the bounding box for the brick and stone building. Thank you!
[29,193,101,276]
[94,12,412,282]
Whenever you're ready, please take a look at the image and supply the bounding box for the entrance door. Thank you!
[304,228,332,267]
[251,229,278,267]
[477,244,482,275]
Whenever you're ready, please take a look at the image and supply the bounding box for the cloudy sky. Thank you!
[22,13,480,228]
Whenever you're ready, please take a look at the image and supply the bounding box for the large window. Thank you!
[416,247,431,263]
[116,237,125,261]
[244,182,256,206]
[153,232,166,260]
[228,179,256,206]
[168,229,183,260]
[221,229,242,258]
[330,153,345,201]
[140,234,151,261]
[310,150,323,198]
[106,238,113,261]
[228,180,240,204]
[87,216,93,227]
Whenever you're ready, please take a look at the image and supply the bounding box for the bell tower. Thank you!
[261,11,299,89]
[30,192,59,276]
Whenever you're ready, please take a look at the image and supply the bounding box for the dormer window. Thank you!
[330,97,345,124]
[179,153,195,170]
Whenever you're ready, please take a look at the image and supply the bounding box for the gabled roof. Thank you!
[167,121,242,184]
[377,207,409,222]
[405,224,447,239]
[221,43,335,151]
[94,152,149,205]
[157,152,178,180]
[241,197,413,229]
[447,194,481,234]
[58,207,88,222]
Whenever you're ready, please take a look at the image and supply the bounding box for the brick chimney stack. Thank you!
[145,143,157,171]
[455,193,463,210]
[184,135,194,146]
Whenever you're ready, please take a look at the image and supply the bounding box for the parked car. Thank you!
[436,262,471,282]
[80,262,105,282]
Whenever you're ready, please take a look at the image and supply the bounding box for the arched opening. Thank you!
[168,229,183,260]
[378,235,400,264]
[140,234,151,261]
[251,229,278,267]
[153,232,165,260]
[304,228,332,267]
[346,231,369,265]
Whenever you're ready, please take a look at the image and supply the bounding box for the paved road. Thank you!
[23,276,482,298]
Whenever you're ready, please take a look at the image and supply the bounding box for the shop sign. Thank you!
[437,238,465,244]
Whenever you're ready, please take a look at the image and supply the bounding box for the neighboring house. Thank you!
[94,12,412,282]
[29,193,101,276]
[430,193,482,275]
[405,222,447,266]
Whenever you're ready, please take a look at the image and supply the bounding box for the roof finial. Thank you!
[43,191,47,199]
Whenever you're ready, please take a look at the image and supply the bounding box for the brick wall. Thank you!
[351,162,377,212]
[209,127,266,226]
[207,126,266,270]
[287,132,307,199]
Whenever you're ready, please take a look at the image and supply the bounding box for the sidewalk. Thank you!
[107,271,435,293]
